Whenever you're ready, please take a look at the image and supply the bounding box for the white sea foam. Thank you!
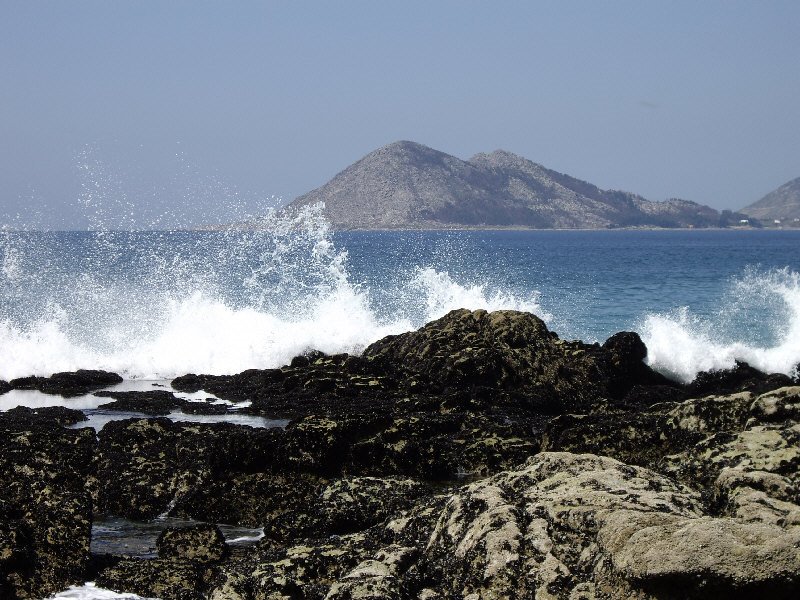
[48,582,156,599]
[0,205,544,381]
[411,267,549,323]
[226,527,265,544]
[640,268,800,383]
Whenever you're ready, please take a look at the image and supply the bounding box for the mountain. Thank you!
[288,141,720,229]
[741,177,800,221]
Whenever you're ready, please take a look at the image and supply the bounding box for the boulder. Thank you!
[395,451,799,599]
[417,452,704,599]
[363,309,666,410]
[157,523,229,563]
[603,331,676,401]
[686,361,793,398]
[600,511,800,597]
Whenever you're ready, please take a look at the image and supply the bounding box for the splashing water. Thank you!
[640,268,800,382]
[0,202,546,380]
[411,267,549,323]
[48,583,156,599]
[3,153,799,385]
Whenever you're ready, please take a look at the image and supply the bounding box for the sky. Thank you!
[1,0,799,228]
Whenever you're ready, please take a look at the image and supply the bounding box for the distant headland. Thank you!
[285,141,796,230]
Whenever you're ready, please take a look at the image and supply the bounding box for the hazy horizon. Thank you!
[2,1,798,229]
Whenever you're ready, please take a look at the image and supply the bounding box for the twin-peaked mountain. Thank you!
[288,141,721,229]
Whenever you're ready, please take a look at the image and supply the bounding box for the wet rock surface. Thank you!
[157,523,229,563]
[0,408,95,598]
[94,390,190,415]
[95,418,285,520]
[4,310,800,599]
[8,369,122,397]
[362,309,674,409]
[95,557,211,600]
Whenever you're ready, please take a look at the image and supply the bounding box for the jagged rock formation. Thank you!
[741,176,800,221]
[288,141,721,229]
[2,310,800,598]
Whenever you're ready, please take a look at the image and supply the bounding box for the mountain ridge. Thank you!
[741,176,800,221]
[288,141,724,230]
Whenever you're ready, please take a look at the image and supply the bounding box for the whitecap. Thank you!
[640,268,800,383]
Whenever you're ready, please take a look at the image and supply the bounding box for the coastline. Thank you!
[1,308,799,598]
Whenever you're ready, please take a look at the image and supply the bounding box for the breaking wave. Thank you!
[640,268,800,383]
[0,205,544,380]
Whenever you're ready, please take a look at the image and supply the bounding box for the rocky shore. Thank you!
[1,309,799,599]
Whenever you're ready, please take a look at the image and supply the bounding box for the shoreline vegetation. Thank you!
[2,308,799,598]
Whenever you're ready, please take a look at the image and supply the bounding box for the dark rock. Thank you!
[312,477,429,536]
[169,373,207,393]
[179,401,230,415]
[9,369,122,397]
[4,405,87,427]
[94,390,187,415]
[603,330,648,362]
[603,331,679,402]
[289,349,326,368]
[95,418,183,519]
[623,383,686,406]
[541,411,686,468]
[96,403,532,532]
[95,557,210,600]
[0,380,10,395]
[157,523,228,563]
[363,309,667,408]
[172,355,398,418]
[210,476,431,543]
[0,408,96,598]
[175,472,326,531]
[688,361,792,397]
[542,390,757,471]
[347,410,540,479]
[96,419,284,520]
[210,533,379,600]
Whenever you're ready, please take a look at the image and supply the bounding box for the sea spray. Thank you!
[0,205,377,378]
[4,185,800,385]
[0,205,543,380]
[48,582,155,600]
[411,267,549,323]
[640,268,800,382]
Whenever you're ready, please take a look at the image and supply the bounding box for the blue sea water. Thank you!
[2,206,800,383]
[8,209,800,599]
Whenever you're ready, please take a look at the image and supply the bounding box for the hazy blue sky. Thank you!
[2,1,798,228]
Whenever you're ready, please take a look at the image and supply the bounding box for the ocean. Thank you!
[2,204,800,386]
[5,206,800,599]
